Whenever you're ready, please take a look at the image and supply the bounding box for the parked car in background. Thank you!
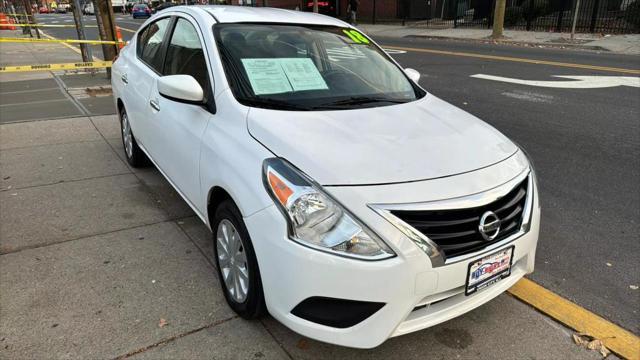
[131,3,151,18]
[38,6,49,13]
[54,5,68,13]
[83,3,95,15]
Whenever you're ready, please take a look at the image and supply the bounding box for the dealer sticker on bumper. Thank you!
[465,246,514,296]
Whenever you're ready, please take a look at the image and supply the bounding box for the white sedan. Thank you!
[111,6,540,348]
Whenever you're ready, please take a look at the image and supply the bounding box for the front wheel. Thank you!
[213,200,265,319]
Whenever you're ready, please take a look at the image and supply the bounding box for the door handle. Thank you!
[121,73,128,84]
[149,99,160,111]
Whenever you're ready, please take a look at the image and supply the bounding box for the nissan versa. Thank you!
[111,6,540,348]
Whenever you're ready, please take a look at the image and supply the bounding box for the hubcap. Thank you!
[216,219,249,303]
[121,113,133,158]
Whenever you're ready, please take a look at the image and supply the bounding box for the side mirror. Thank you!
[158,75,204,104]
[404,68,421,83]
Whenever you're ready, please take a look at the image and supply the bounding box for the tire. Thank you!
[213,200,266,319]
[119,107,147,168]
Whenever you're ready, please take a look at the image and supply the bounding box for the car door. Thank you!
[124,16,172,148]
[145,16,214,212]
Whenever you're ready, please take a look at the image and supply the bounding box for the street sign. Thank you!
[471,74,640,89]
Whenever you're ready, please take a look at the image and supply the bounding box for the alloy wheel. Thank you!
[121,112,133,158]
[216,219,250,303]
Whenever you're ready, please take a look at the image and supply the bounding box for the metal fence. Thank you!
[412,0,640,34]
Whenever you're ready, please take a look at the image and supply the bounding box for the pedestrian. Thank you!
[347,0,359,25]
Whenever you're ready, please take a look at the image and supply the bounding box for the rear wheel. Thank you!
[119,107,147,168]
[213,200,266,319]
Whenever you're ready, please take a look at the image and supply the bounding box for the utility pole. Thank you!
[312,0,318,13]
[93,0,118,76]
[570,0,581,40]
[491,0,506,39]
[373,0,376,24]
[29,5,40,39]
[20,0,31,36]
[72,0,92,61]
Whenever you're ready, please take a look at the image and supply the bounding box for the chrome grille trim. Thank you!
[370,170,533,268]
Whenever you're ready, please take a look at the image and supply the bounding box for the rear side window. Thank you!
[137,17,171,73]
[163,18,209,91]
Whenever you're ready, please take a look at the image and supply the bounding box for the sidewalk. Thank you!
[0,30,114,122]
[0,29,81,82]
[358,24,640,55]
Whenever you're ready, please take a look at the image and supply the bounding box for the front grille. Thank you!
[391,177,529,259]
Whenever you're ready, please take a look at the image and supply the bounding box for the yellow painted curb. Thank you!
[40,30,83,56]
[384,45,640,75]
[508,278,640,360]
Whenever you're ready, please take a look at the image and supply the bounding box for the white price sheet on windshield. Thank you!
[241,58,328,95]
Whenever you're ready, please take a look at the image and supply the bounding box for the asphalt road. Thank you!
[33,13,143,59]
[35,13,640,333]
[377,36,640,334]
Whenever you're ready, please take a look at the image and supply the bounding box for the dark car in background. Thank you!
[132,3,151,18]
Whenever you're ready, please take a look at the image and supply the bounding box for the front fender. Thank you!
[199,91,274,227]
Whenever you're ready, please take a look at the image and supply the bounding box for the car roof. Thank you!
[179,5,348,27]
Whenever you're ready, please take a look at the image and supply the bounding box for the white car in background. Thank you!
[111,6,540,348]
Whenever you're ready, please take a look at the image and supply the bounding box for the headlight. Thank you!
[263,158,395,260]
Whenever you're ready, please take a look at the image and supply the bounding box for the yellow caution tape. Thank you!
[0,23,99,28]
[0,37,123,45]
[0,61,112,72]
[3,13,34,16]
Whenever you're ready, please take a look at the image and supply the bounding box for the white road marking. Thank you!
[471,74,640,89]
[383,48,407,54]
[501,90,554,103]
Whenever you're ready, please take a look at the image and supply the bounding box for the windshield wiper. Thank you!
[316,96,409,108]
[243,97,311,111]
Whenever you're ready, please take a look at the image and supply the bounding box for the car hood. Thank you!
[247,94,518,186]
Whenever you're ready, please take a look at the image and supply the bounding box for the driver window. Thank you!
[163,18,209,92]
[138,17,171,72]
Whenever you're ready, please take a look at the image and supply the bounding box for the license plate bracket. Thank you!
[465,246,514,296]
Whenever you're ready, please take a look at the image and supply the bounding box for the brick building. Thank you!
[227,0,405,22]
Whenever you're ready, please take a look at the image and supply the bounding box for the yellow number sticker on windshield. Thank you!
[342,29,370,44]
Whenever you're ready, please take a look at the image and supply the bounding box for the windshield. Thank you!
[214,24,425,111]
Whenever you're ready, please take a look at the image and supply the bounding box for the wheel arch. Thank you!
[206,185,233,227]
[116,98,125,113]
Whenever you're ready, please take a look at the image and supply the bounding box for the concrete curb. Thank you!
[402,34,610,52]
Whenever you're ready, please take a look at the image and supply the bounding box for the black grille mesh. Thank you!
[391,178,528,259]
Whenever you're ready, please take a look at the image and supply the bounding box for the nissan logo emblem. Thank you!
[479,211,501,241]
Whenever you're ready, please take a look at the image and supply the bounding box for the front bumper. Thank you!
[245,154,540,348]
